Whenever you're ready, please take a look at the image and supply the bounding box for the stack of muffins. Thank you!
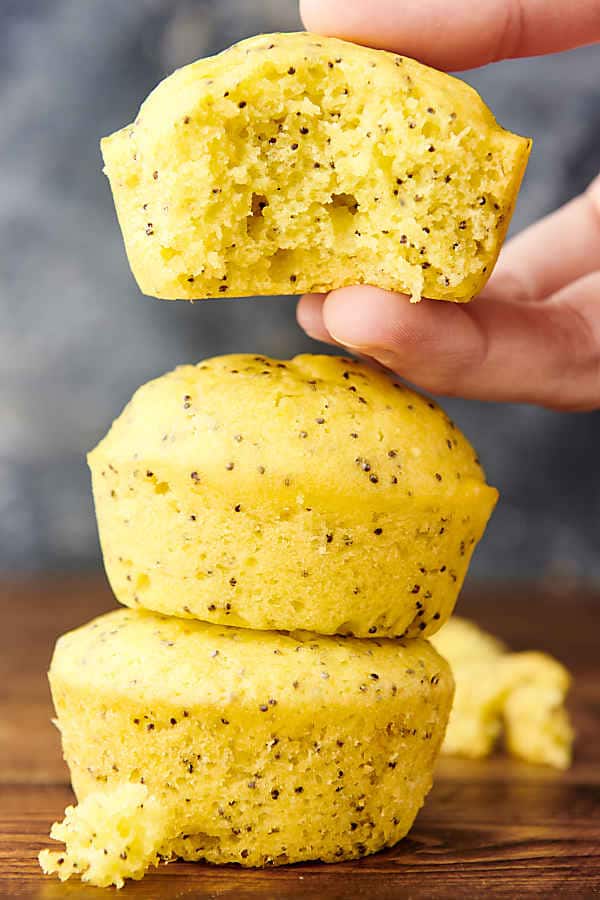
[39,31,530,889]
[40,353,497,887]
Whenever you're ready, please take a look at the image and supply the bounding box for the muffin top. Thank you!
[51,607,452,712]
[89,353,496,509]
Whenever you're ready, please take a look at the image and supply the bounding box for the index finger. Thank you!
[300,0,600,71]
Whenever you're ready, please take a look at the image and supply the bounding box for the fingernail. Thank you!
[323,285,403,362]
[302,323,325,341]
[326,319,372,352]
[327,326,391,363]
[327,331,367,352]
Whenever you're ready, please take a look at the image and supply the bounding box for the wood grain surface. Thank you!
[1,576,599,898]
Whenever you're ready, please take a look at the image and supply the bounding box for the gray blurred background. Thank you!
[1,0,599,579]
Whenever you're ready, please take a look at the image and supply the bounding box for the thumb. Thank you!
[306,283,600,410]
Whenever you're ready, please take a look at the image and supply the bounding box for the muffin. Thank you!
[40,608,454,884]
[89,354,498,638]
[101,32,530,303]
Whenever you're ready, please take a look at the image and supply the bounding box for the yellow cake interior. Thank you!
[102,32,531,302]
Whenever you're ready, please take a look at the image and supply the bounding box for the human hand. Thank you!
[298,0,600,410]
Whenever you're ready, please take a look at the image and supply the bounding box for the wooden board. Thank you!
[1,576,599,898]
